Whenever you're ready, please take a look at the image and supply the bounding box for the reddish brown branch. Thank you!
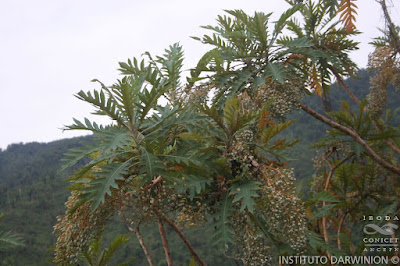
[321,215,331,260]
[321,154,348,260]
[142,176,163,191]
[300,103,400,176]
[126,176,163,195]
[321,155,351,252]
[157,217,173,266]
[156,211,207,266]
[337,213,346,250]
[324,153,353,191]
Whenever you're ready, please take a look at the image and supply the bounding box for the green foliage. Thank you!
[83,161,132,210]
[0,230,24,251]
[78,234,135,266]
[0,212,24,251]
[210,194,234,246]
[229,181,260,213]
[180,175,212,201]
[271,3,302,44]
[223,97,258,136]
[369,28,394,47]
[282,0,359,95]
[308,230,346,257]
[192,7,300,100]
[0,137,231,265]
[265,62,287,83]
[260,120,295,144]
[59,43,199,211]
[308,191,340,204]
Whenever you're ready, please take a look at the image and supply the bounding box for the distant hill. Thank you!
[0,69,398,265]
[0,136,91,265]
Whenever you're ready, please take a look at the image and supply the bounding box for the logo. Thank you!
[362,216,399,253]
[364,224,398,236]
[363,215,399,222]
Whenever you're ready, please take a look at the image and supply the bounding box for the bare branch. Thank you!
[120,212,155,266]
[329,66,361,105]
[126,176,163,195]
[300,103,400,175]
[156,211,207,266]
[157,217,173,266]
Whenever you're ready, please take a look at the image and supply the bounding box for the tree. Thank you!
[54,0,400,265]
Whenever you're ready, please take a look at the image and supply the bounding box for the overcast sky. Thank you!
[1,0,399,149]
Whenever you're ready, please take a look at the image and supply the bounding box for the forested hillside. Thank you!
[1,69,398,265]
[0,137,90,265]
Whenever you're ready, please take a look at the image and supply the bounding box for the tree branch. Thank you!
[321,153,352,260]
[378,0,400,53]
[156,211,207,266]
[126,176,163,195]
[157,216,173,266]
[120,212,155,266]
[329,66,361,105]
[300,103,400,175]
[337,213,346,250]
[329,66,400,156]
[133,225,155,266]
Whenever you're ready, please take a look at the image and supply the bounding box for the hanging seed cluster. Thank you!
[177,200,208,228]
[367,46,400,118]
[183,83,211,105]
[310,151,329,196]
[256,81,303,120]
[367,75,388,119]
[232,214,273,266]
[224,94,309,262]
[259,166,308,252]
[120,183,207,229]
[121,185,179,223]
[227,129,258,176]
[310,173,326,198]
[53,191,114,265]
